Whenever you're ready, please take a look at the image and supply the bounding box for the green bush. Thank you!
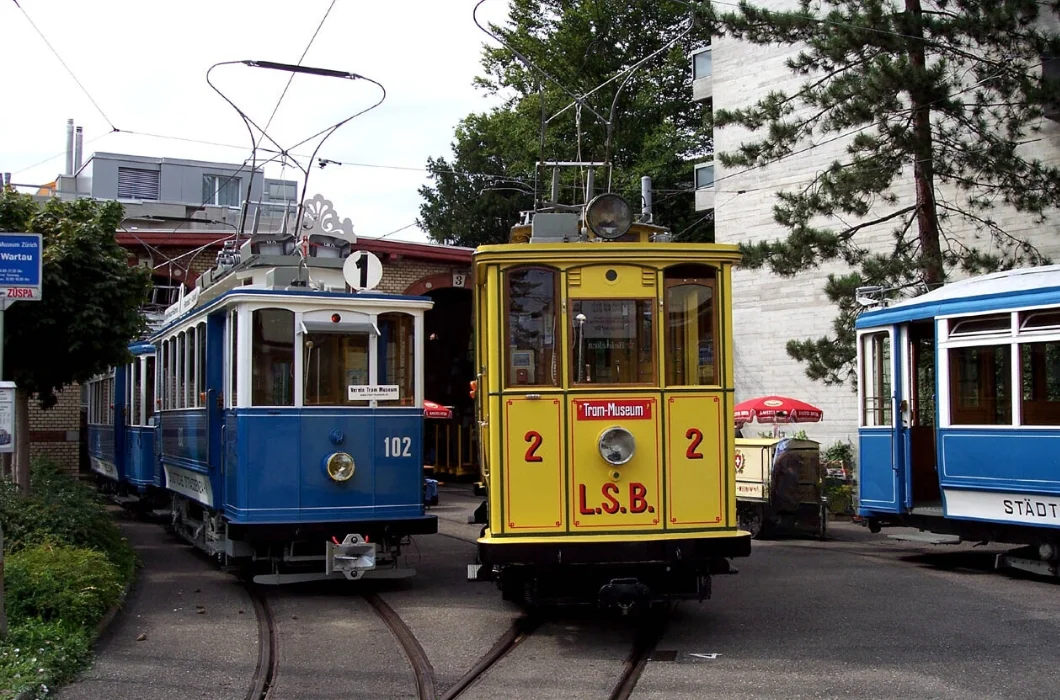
[0,458,136,578]
[0,620,93,699]
[5,541,124,628]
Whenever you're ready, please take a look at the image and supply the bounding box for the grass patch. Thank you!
[2,458,138,699]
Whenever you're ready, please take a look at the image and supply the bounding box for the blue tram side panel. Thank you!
[855,265,1060,576]
[149,230,436,583]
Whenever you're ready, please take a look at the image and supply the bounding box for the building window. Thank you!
[692,47,712,80]
[117,167,160,201]
[695,162,715,190]
[267,181,297,202]
[203,174,243,207]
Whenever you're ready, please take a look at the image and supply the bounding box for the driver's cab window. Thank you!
[664,264,717,386]
[252,308,295,406]
[570,299,654,385]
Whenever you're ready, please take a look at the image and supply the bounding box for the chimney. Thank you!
[74,126,83,173]
[65,119,75,176]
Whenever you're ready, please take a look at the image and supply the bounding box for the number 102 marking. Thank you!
[384,436,411,457]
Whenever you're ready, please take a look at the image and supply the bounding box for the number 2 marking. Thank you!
[685,428,704,459]
[385,436,411,457]
[524,431,543,462]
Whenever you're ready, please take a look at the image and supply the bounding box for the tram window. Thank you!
[860,333,892,426]
[187,328,195,408]
[161,340,169,410]
[949,314,1011,338]
[131,359,142,426]
[252,308,295,406]
[378,313,415,406]
[229,310,239,407]
[303,332,370,406]
[664,264,717,386]
[1020,310,1060,332]
[1020,341,1060,425]
[949,345,1011,425]
[196,322,207,407]
[506,267,558,387]
[145,356,156,423]
[177,331,186,409]
[570,299,654,385]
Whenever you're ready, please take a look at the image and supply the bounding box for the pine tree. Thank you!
[419,0,714,247]
[709,0,1060,385]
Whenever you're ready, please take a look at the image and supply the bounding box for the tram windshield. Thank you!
[304,332,371,406]
[570,299,654,385]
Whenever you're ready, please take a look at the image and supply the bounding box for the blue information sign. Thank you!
[0,232,43,300]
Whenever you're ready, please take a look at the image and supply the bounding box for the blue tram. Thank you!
[86,211,438,583]
[86,342,159,495]
[855,265,1060,576]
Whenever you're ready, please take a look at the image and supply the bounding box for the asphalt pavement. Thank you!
[57,515,259,700]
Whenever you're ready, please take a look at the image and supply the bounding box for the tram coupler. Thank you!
[325,534,376,580]
[598,577,650,612]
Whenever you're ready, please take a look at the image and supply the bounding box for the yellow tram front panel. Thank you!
[665,393,726,528]
[568,394,662,530]
[501,396,566,532]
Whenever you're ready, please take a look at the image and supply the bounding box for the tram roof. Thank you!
[151,287,433,337]
[855,264,1060,329]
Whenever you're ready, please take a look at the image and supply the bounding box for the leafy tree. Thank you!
[419,0,714,247]
[0,189,150,493]
[709,0,1060,386]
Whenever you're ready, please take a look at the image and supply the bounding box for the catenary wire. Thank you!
[11,0,117,130]
[262,0,338,134]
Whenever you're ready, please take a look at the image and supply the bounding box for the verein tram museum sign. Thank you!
[0,232,44,455]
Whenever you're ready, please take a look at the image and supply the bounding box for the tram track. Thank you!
[245,585,279,700]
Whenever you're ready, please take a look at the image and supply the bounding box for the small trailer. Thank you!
[734,437,827,539]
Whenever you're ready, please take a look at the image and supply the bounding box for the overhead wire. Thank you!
[11,0,117,130]
[262,0,338,134]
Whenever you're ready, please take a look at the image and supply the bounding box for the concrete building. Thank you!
[11,130,474,473]
[693,4,1060,450]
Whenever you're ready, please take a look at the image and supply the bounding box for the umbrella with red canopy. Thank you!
[423,400,453,420]
[734,395,823,431]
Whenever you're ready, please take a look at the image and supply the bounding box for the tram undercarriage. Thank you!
[867,513,1060,578]
[169,494,429,584]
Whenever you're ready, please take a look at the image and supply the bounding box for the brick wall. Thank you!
[712,3,1060,449]
[378,259,470,295]
[27,385,82,472]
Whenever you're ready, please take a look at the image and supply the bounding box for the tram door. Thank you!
[902,321,940,508]
[857,327,904,512]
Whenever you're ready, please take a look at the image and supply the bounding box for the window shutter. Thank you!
[117,167,160,200]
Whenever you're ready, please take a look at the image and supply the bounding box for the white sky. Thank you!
[0,0,510,243]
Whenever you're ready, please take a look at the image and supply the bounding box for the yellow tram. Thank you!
[468,189,751,608]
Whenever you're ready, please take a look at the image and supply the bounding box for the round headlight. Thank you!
[598,426,635,466]
[326,452,356,482]
[585,193,633,240]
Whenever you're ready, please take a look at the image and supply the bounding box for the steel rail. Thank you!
[364,592,438,700]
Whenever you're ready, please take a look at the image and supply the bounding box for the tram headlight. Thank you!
[585,193,633,240]
[598,426,635,466]
[325,452,356,482]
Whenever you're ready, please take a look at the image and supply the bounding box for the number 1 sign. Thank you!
[342,250,383,291]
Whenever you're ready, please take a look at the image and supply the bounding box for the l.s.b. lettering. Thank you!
[578,482,655,516]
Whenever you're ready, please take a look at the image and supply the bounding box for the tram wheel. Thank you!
[738,504,764,539]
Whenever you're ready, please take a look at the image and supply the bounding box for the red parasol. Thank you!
[734,395,824,425]
[424,400,453,420]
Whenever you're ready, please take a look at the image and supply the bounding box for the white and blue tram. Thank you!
[87,341,159,492]
[86,217,437,582]
[856,265,1060,576]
